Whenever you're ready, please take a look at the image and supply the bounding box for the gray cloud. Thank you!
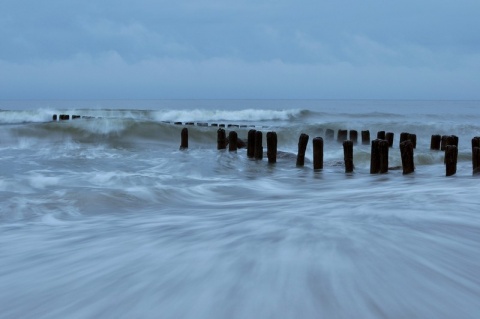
[0,0,479,99]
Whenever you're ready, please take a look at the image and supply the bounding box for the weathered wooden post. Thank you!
[473,147,480,175]
[337,130,348,143]
[296,133,309,166]
[445,145,458,176]
[408,134,417,149]
[444,135,459,164]
[266,132,277,164]
[385,132,394,148]
[370,139,380,174]
[379,140,389,174]
[72,115,80,120]
[229,131,238,152]
[399,132,409,147]
[313,137,323,170]
[254,131,263,160]
[400,140,415,174]
[52,114,58,121]
[447,135,459,147]
[325,129,334,141]
[247,129,256,158]
[349,130,358,144]
[430,135,441,150]
[217,128,227,150]
[377,131,386,140]
[180,128,188,150]
[472,137,480,149]
[441,135,448,151]
[343,140,354,173]
[362,130,370,145]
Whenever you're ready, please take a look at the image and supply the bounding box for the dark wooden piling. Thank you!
[211,123,218,127]
[399,132,409,146]
[473,147,480,175]
[362,130,370,145]
[377,131,386,140]
[325,129,334,141]
[445,145,458,176]
[59,114,70,120]
[343,140,354,173]
[337,130,348,143]
[472,137,480,150]
[296,133,309,166]
[349,130,358,144]
[217,128,227,150]
[430,134,441,150]
[266,132,277,164]
[400,140,415,174]
[446,135,459,147]
[379,140,389,174]
[72,115,81,120]
[229,131,238,152]
[441,135,448,151]
[180,128,188,150]
[247,129,256,158]
[409,134,417,149]
[472,136,480,155]
[174,122,182,125]
[444,135,459,164]
[52,114,58,121]
[254,131,263,160]
[313,137,323,170]
[385,132,394,148]
[370,139,380,174]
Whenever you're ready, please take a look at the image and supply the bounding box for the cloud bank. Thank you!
[1,0,479,99]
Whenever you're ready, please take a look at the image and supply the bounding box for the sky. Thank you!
[1,0,479,100]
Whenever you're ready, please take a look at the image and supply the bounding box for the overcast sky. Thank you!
[1,0,479,99]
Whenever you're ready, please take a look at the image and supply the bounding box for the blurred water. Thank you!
[0,100,479,319]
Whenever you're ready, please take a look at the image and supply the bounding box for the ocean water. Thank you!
[0,100,479,319]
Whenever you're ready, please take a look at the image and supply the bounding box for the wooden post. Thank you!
[362,130,370,145]
[444,135,459,164]
[254,131,263,160]
[343,140,354,173]
[377,131,386,140]
[472,137,480,150]
[52,114,58,121]
[385,132,394,148]
[325,129,334,141]
[430,135,441,150]
[247,129,256,158]
[447,135,459,147]
[441,135,448,151]
[473,147,480,175]
[229,131,238,152]
[370,139,380,174]
[266,132,277,164]
[349,130,358,144]
[408,134,417,149]
[400,140,415,174]
[180,128,188,150]
[445,145,458,176]
[337,130,348,143]
[379,140,389,174]
[296,133,309,166]
[313,137,323,170]
[217,128,227,150]
[399,132,409,147]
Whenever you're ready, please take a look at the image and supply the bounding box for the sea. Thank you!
[0,99,479,319]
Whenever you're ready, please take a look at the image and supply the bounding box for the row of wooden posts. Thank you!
[180,127,480,177]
